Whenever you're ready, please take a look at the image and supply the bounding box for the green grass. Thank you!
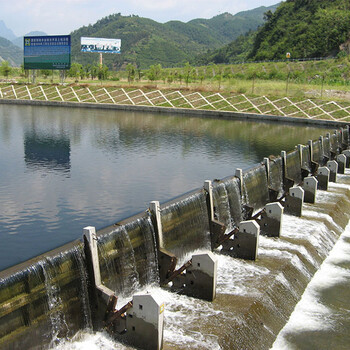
[1,56,349,105]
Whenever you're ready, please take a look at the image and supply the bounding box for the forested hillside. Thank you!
[249,0,350,60]
[196,0,350,65]
[70,4,278,69]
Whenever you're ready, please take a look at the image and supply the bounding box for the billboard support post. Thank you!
[99,53,103,67]
[60,71,65,84]
[31,70,36,84]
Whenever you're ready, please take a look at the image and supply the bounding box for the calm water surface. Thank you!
[0,104,331,271]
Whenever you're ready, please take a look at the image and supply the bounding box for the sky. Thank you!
[0,0,279,37]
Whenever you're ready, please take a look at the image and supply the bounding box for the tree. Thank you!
[79,65,86,79]
[167,72,174,84]
[67,63,83,82]
[98,65,109,80]
[147,64,162,81]
[1,61,12,78]
[214,65,223,90]
[183,62,193,87]
[263,10,273,22]
[136,66,143,81]
[126,63,135,83]
[90,65,99,80]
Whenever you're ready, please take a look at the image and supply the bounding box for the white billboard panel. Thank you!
[81,37,121,54]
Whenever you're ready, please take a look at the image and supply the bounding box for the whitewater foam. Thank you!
[271,224,350,350]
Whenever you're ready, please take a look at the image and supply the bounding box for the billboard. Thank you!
[81,37,121,54]
[24,35,71,70]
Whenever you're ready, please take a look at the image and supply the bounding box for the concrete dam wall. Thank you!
[1,127,350,349]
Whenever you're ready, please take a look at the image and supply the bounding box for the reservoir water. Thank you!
[0,104,331,271]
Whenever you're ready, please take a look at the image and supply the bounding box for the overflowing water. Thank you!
[97,216,159,296]
[160,191,211,259]
[52,177,350,350]
[212,178,243,232]
[39,260,70,346]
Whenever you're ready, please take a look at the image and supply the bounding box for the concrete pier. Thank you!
[221,220,260,260]
[235,168,243,195]
[316,166,330,191]
[284,186,304,217]
[258,202,284,238]
[342,149,350,167]
[336,154,346,174]
[302,176,318,204]
[204,180,227,250]
[327,160,338,182]
[84,226,165,350]
[172,252,218,301]
[125,294,164,350]
[281,150,294,192]
[149,201,164,249]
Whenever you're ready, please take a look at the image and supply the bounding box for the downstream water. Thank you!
[272,184,350,350]
[0,104,331,271]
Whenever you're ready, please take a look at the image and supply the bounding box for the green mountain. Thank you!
[249,0,350,60]
[189,5,279,42]
[70,5,279,69]
[0,36,22,66]
[194,30,257,65]
[195,0,350,65]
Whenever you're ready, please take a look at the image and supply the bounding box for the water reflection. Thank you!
[90,111,317,164]
[0,104,331,271]
[24,133,71,173]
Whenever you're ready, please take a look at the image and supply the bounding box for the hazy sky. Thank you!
[1,0,279,37]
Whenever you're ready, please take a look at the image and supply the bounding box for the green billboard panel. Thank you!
[24,35,71,70]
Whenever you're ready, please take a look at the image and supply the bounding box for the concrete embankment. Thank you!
[0,97,348,128]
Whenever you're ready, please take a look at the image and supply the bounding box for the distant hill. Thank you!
[194,30,257,65]
[12,31,47,49]
[0,36,22,66]
[0,20,16,41]
[70,4,279,69]
[189,5,279,43]
[193,4,280,65]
